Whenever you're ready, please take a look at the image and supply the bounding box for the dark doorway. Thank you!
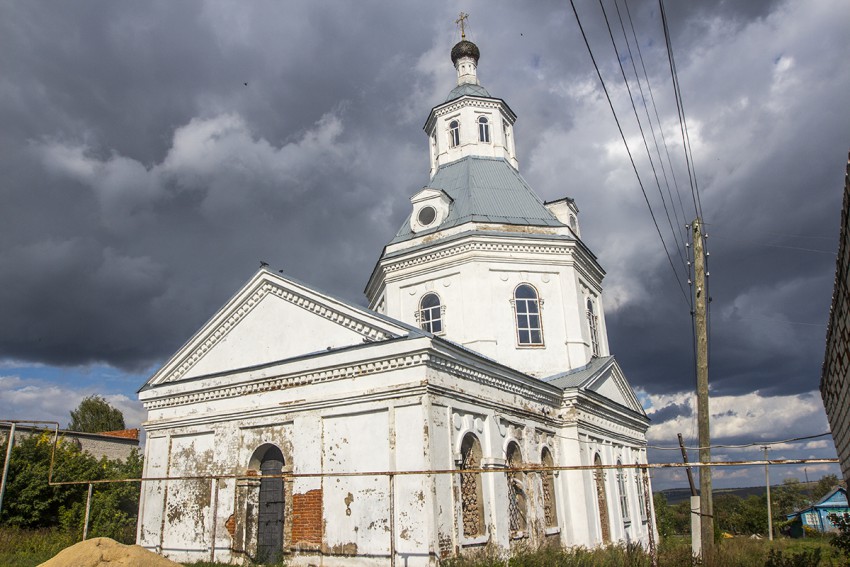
[257,446,284,563]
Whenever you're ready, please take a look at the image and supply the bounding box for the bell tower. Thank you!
[366,22,610,378]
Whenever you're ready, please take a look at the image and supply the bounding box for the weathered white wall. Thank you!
[379,237,606,378]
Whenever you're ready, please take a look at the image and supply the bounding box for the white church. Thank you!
[137,33,654,566]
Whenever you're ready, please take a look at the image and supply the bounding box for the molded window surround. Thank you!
[636,461,648,521]
[449,120,460,148]
[506,442,528,537]
[617,459,630,524]
[513,284,543,346]
[541,447,558,528]
[459,433,486,539]
[587,298,600,356]
[417,292,443,334]
[478,116,490,142]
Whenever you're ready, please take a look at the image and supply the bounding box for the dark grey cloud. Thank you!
[0,0,848,428]
[647,401,693,424]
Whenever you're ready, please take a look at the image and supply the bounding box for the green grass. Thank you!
[442,537,844,567]
[0,527,76,567]
[0,528,843,567]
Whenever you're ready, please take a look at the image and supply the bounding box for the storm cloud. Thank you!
[0,0,847,487]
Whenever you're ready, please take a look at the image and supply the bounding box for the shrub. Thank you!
[828,512,850,559]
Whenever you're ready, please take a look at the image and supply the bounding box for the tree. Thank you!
[68,395,125,433]
[772,477,808,523]
[0,431,142,543]
[812,473,841,502]
[653,493,674,539]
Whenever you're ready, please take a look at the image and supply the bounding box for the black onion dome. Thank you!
[451,40,480,65]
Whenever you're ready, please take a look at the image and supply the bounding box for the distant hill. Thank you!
[657,483,822,505]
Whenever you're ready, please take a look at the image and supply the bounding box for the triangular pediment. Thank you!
[582,358,645,416]
[410,187,452,204]
[143,269,414,388]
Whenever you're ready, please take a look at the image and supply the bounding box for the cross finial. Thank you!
[456,12,469,40]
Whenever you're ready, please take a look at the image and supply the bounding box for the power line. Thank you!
[647,432,833,451]
[610,0,689,274]
[568,0,690,307]
[622,0,691,232]
[658,0,704,221]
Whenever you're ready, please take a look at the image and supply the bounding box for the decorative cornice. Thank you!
[145,342,563,413]
[428,353,562,407]
[154,280,396,386]
[144,351,429,409]
[382,239,576,275]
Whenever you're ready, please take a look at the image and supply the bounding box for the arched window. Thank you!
[616,459,630,523]
[594,453,611,543]
[459,434,485,538]
[635,461,648,521]
[418,293,443,334]
[506,442,528,536]
[478,116,490,142]
[587,298,600,356]
[514,284,543,346]
[541,447,558,528]
[449,120,460,148]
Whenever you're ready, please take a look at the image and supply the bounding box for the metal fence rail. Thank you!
[1,425,840,567]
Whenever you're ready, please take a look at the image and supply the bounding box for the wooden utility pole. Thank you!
[692,218,713,556]
[764,446,773,540]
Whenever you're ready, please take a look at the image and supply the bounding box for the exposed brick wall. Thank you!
[291,489,323,548]
[822,152,850,485]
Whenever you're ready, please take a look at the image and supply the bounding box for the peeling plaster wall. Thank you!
[138,341,652,565]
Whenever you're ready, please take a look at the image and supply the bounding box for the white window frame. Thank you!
[478,116,490,143]
[416,292,445,335]
[449,120,460,148]
[512,284,544,347]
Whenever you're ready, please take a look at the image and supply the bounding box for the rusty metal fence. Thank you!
[0,425,840,567]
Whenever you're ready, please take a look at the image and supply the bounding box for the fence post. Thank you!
[0,423,15,517]
[642,467,657,567]
[210,477,219,563]
[389,473,396,567]
[83,483,93,540]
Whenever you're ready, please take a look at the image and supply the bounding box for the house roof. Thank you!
[391,156,565,244]
[787,487,849,518]
[812,486,848,507]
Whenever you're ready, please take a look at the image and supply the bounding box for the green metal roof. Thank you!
[445,83,492,102]
[544,355,614,389]
[391,156,565,244]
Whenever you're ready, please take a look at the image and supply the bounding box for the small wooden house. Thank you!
[785,487,849,536]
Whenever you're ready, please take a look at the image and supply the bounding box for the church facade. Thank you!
[137,36,654,566]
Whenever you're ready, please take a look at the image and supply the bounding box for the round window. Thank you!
[418,206,437,226]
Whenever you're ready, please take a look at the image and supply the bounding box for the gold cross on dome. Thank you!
[456,12,469,39]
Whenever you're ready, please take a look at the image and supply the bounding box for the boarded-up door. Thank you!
[258,450,285,563]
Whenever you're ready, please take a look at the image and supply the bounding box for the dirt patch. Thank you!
[37,537,183,567]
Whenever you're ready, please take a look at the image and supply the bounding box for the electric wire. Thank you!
[646,432,832,451]
[622,0,691,230]
[610,0,689,274]
[658,0,703,221]
[569,0,690,307]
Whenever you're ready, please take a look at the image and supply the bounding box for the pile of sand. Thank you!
[38,537,183,567]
